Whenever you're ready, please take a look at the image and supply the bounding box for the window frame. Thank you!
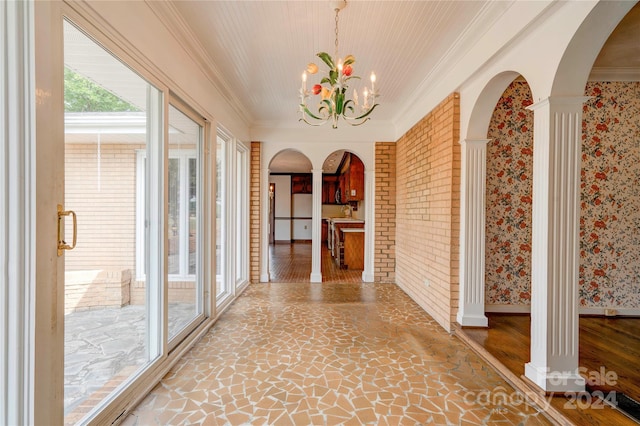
[136,149,197,282]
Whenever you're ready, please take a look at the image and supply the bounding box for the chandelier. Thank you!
[299,0,379,129]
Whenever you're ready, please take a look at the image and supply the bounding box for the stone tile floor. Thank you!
[65,303,196,416]
[122,283,552,425]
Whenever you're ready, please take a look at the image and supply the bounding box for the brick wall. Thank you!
[65,142,198,312]
[65,143,139,271]
[375,142,396,283]
[395,93,461,332]
[250,142,261,283]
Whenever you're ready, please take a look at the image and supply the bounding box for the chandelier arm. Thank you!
[300,105,328,122]
[342,103,380,121]
[299,117,330,127]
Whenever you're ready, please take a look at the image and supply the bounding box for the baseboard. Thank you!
[579,307,640,317]
[485,304,640,317]
[485,304,531,314]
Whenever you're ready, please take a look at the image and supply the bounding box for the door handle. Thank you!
[57,204,77,256]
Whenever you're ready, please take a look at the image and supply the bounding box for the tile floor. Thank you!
[122,282,552,425]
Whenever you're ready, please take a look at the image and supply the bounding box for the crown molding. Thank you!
[145,0,252,127]
[589,67,640,81]
[393,1,563,140]
[392,1,517,138]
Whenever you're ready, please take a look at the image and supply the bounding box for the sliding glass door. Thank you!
[166,104,205,345]
[63,19,206,424]
[63,20,162,424]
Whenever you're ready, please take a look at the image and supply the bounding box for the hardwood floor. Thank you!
[459,314,640,425]
[268,242,363,283]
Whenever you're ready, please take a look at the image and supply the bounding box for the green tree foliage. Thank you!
[64,67,139,112]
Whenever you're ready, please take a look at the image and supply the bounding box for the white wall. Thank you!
[270,175,291,241]
[292,194,312,240]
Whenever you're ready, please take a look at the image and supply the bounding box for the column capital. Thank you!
[459,138,490,146]
[526,96,591,111]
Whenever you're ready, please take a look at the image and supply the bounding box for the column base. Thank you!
[310,272,322,283]
[456,312,488,327]
[525,362,586,392]
[260,273,270,283]
[361,272,374,283]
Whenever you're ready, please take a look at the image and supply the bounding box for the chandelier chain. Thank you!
[334,7,339,61]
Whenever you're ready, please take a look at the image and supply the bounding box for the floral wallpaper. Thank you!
[580,82,640,309]
[485,81,534,305]
[485,80,640,309]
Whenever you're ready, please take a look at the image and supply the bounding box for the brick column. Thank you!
[374,142,396,283]
[524,97,587,392]
[260,165,270,282]
[249,142,261,283]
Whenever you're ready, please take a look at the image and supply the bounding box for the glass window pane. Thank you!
[189,158,197,276]
[168,158,180,276]
[216,135,225,297]
[235,148,246,285]
[63,20,158,423]
[167,105,202,341]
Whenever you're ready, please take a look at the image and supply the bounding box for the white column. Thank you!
[524,97,587,392]
[260,166,270,282]
[362,169,375,282]
[310,169,323,282]
[457,139,489,327]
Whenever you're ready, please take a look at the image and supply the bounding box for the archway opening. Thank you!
[485,77,534,312]
[461,3,640,416]
[320,150,366,283]
[268,149,313,282]
[575,2,640,403]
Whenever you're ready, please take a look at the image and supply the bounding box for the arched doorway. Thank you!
[268,149,313,282]
[321,150,366,283]
[259,141,377,284]
[457,0,639,402]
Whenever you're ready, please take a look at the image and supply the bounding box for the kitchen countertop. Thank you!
[327,218,365,224]
[340,228,365,233]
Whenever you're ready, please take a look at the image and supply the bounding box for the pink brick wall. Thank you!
[395,93,461,332]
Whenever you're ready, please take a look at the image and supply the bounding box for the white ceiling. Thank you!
[170,0,500,129]
[64,1,640,172]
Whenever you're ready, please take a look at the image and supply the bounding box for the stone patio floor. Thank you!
[64,303,195,416]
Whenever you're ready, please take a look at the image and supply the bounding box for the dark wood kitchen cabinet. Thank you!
[338,153,364,203]
[322,153,365,204]
[322,175,339,204]
[291,174,312,194]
